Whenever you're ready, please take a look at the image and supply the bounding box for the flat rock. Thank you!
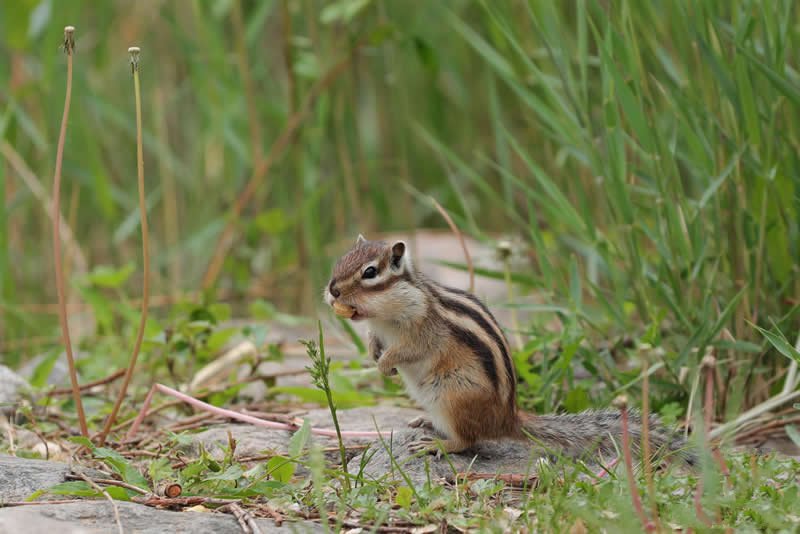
[348,428,546,487]
[179,424,294,459]
[0,365,30,414]
[0,455,105,502]
[181,406,424,463]
[17,352,74,389]
[0,456,320,533]
[302,405,423,435]
[0,501,321,534]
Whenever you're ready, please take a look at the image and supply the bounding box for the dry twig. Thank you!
[132,495,239,508]
[221,502,264,534]
[47,369,126,396]
[75,471,124,534]
[66,474,148,495]
[0,499,86,507]
[429,196,474,293]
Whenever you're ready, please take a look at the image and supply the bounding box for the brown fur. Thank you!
[325,237,696,465]
[331,240,388,282]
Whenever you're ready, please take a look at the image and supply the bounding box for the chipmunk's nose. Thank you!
[328,280,341,298]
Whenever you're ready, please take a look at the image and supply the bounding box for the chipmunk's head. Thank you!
[324,235,421,322]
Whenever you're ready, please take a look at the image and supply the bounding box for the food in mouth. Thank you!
[333,301,356,319]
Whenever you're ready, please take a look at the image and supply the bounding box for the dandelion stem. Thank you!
[52,25,88,438]
[98,46,149,445]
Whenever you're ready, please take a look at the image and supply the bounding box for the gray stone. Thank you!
[0,455,320,533]
[302,406,423,436]
[0,365,30,414]
[181,406,424,465]
[0,501,321,534]
[18,352,72,389]
[0,455,105,502]
[348,428,546,487]
[180,424,294,459]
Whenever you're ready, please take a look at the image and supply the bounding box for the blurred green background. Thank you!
[1,1,798,415]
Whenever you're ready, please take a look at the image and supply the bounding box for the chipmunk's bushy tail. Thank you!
[519,409,697,466]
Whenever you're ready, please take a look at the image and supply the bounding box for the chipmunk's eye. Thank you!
[362,266,378,279]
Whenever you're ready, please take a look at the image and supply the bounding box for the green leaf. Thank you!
[148,457,174,484]
[180,459,210,481]
[751,323,800,363]
[696,149,743,211]
[105,486,131,501]
[206,327,238,352]
[45,481,130,500]
[267,455,295,483]
[395,485,413,509]
[320,0,371,25]
[563,387,590,413]
[68,436,95,449]
[288,419,311,458]
[45,481,99,497]
[786,425,800,448]
[448,13,514,79]
[30,350,59,388]
[568,255,582,310]
[85,264,136,289]
[92,447,150,490]
[205,464,243,482]
[249,299,276,320]
[233,480,286,497]
[733,43,800,106]
[208,302,232,322]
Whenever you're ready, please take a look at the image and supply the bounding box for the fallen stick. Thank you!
[75,472,124,534]
[46,369,126,396]
[220,502,264,534]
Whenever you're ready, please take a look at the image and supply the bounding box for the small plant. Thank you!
[302,321,351,493]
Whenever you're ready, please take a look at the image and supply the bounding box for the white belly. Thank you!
[397,360,452,438]
[367,319,452,437]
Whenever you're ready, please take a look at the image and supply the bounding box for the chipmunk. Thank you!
[324,235,695,465]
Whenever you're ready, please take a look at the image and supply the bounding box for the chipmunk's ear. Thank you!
[390,241,408,270]
[356,234,366,245]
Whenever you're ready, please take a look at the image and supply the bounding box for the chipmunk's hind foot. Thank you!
[408,416,435,431]
[408,436,468,458]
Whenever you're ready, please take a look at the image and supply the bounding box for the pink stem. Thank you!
[593,457,620,480]
[125,383,158,440]
[125,383,385,441]
[621,406,655,531]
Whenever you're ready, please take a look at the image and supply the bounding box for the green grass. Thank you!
[26,438,800,532]
[1,0,799,531]
[9,319,799,532]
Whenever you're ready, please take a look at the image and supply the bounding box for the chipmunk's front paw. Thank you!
[377,357,398,376]
[408,416,434,431]
[408,436,440,457]
[367,332,384,362]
